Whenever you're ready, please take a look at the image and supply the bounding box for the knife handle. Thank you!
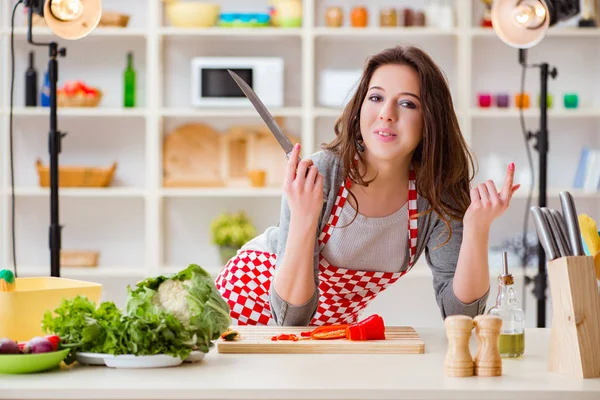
[285,152,327,202]
[531,206,558,261]
[549,208,572,256]
[542,207,567,258]
[559,191,585,256]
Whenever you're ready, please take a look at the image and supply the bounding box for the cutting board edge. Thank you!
[216,343,425,354]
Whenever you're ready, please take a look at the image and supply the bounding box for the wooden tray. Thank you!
[60,251,99,267]
[217,326,425,354]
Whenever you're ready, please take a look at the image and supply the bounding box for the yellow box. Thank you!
[0,277,102,341]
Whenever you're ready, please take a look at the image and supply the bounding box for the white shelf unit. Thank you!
[0,0,598,315]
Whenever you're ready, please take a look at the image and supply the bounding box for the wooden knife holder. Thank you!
[547,255,600,378]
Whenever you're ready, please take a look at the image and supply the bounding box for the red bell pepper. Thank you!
[345,314,386,341]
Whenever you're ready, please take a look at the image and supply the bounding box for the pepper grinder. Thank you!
[444,315,474,377]
[473,315,502,376]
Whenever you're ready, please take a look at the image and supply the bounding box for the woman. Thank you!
[215,45,520,326]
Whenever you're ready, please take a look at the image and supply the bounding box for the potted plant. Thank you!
[210,211,257,265]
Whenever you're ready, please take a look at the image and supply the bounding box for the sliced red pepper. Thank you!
[271,333,299,341]
[309,325,349,340]
[346,314,386,341]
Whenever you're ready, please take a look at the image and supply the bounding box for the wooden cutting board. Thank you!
[217,326,425,354]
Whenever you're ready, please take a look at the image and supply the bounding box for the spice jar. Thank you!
[403,8,414,26]
[351,6,368,27]
[325,6,343,27]
[379,8,397,27]
[414,10,426,26]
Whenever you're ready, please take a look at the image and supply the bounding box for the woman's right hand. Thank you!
[284,143,324,224]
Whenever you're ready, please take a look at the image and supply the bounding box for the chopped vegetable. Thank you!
[0,269,15,292]
[0,338,21,354]
[220,328,240,341]
[271,334,298,341]
[303,325,349,340]
[346,314,386,341]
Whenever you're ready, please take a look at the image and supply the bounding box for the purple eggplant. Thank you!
[0,338,21,354]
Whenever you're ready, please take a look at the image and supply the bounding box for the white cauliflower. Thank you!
[151,279,192,325]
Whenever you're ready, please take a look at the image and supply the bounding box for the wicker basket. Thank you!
[57,91,102,108]
[60,251,99,267]
[28,11,130,28]
[98,12,130,28]
[36,159,117,187]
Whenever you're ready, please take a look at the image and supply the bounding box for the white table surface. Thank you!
[1,327,599,400]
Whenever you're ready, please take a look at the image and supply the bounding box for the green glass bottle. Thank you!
[123,51,136,108]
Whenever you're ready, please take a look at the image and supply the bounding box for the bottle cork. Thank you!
[473,315,503,377]
[444,315,474,377]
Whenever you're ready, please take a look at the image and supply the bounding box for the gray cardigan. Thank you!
[264,150,489,325]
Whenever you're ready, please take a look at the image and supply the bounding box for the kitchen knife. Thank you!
[530,206,559,261]
[541,207,568,258]
[227,69,294,158]
[559,191,585,256]
[549,208,572,256]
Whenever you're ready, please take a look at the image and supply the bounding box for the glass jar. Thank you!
[379,8,397,27]
[487,252,526,358]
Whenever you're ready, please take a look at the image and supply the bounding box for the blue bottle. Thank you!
[40,71,50,107]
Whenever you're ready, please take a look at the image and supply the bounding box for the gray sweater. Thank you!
[263,150,489,326]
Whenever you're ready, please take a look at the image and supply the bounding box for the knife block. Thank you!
[547,255,600,378]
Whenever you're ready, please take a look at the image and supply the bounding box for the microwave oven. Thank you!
[191,57,284,107]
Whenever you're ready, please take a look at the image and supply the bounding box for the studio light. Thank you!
[491,0,580,48]
[490,0,580,328]
[29,0,102,40]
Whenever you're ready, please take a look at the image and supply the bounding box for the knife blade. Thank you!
[549,208,572,256]
[530,206,559,261]
[542,207,568,258]
[559,191,585,256]
[227,69,295,158]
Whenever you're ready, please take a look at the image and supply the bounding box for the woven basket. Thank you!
[28,11,130,28]
[57,91,102,107]
[60,251,99,267]
[98,12,130,27]
[36,159,117,187]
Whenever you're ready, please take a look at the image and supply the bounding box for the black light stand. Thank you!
[25,1,66,278]
[519,49,557,328]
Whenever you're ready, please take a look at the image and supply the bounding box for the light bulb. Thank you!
[50,0,84,21]
[513,0,547,29]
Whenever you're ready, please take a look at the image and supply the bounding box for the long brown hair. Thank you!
[322,45,476,245]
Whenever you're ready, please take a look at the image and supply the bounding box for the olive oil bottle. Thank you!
[488,252,525,358]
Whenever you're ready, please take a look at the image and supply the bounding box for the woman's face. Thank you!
[359,64,423,163]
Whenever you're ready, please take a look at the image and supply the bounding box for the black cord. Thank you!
[10,0,24,278]
[518,59,535,313]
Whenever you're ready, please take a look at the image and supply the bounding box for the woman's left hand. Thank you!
[463,162,521,230]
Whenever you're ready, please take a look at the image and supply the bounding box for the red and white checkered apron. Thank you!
[215,166,418,326]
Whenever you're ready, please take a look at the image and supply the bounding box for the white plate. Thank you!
[104,354,183,369]
[76,352,113,366]
[184,351,206,363]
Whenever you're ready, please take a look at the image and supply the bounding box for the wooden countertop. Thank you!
[1,327,599,400]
